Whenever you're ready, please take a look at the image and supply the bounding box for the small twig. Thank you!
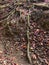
[18,0,19,7]
[8,24,14,35]
[27,13,32,64]
[34,50,45,63]
[0,3,10,9]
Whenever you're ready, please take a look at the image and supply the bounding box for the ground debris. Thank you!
[0,0,49,65]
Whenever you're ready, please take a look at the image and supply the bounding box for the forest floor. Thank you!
[0,27,30,65]
[0,2,49,65]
